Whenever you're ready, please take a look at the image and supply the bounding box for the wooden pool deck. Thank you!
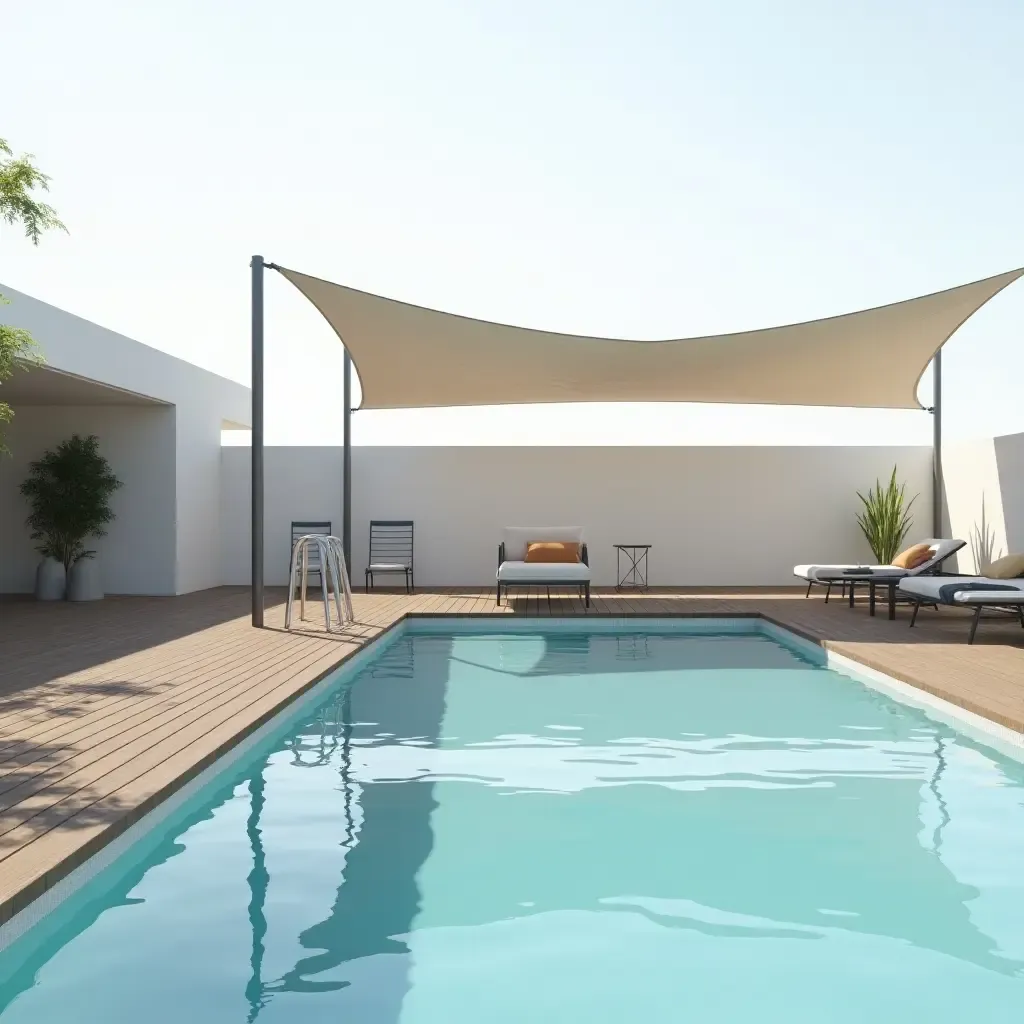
[0,584,1022,925]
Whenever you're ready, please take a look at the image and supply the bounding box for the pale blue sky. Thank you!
[2,0,1022,445]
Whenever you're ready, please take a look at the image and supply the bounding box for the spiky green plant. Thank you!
[856,466,917,564]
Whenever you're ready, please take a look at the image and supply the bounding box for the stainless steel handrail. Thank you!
[285,534,355,632]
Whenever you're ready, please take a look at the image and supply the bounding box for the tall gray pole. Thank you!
[251,255,265,627]
[932,349,943,538]
[342,350,352,574]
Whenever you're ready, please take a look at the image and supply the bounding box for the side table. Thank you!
[614,544,651,591]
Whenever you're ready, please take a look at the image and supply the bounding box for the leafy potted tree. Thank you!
[20,434,122,601]
[856,466,917,564]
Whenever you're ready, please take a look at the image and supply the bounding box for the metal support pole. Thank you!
[343,350,352,574]
[251,255,265,627]
[932,349,943,538]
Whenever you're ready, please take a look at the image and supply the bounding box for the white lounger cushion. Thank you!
[811,565,908,581]
[501,526,584,562]
[795,539,965,582]
[497,561,591,583]
[898,575,1024,604]
[795,563,890,582]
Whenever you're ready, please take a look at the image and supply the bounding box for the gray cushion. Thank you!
[817,568,909,581]
[497,560,591,583]
[898,575,1024,604]
[795,563,891,582]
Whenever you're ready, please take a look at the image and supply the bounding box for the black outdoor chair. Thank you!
[290,521,332,588]
[366,520,414,593]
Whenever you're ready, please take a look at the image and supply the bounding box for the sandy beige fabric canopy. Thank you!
[277,266,1023,411]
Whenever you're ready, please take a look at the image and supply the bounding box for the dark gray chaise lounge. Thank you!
[898,575,1024,644]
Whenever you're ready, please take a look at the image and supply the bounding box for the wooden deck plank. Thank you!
[0,629,332,760]
[0,636,353,837]
[0,584,1021,924]
[0,640,358,859]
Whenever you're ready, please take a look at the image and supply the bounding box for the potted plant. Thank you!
[856,466,917,565]
[19,434,122,601]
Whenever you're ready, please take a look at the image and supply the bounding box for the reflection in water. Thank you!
[928,733,952,856]
[236,651,443,1020]
[283,705,339,767]
[1,632,1023,1023]
[243,706,361,1020]
[615,635,650,661]
[524,631,821,678]
[244,770,269,1023]
[369,641,417,680]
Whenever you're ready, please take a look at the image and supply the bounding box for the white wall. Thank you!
[221,445,933,587]
[174,382,240,593]
[0,406,177,594]
[994,432,1024,555]
[220,446,344,588]
[944,431,1024,572]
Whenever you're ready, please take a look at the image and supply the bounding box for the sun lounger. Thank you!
[795,539,966,610]
[497,527,590,608]
[898,575,1024,643]
[794,562,883,603]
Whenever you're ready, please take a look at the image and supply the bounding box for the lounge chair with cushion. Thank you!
[497,527,590,607]
[899,574,1024,643]
[794,538,966,618]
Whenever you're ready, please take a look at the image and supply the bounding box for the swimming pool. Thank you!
[1,621,1022,1022]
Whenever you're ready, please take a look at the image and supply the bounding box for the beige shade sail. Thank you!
[276,265,1024,411]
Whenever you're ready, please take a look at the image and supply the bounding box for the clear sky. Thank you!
[2,0,1022,446]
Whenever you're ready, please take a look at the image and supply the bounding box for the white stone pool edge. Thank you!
[1,614,1021,953]
[757,618,1024,765]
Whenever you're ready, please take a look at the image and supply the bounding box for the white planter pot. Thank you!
[34,558,66,601]
[67,557,104,602]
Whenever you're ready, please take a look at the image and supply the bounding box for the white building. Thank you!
[0,286,249,596]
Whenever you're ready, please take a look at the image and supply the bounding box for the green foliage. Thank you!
[20,435,123,571]
[0,138,66,244]
[856,466,917,564]
[0,135,66,452]
[0,297,44,454]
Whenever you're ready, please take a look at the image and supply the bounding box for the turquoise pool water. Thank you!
[1,627,1023,1022]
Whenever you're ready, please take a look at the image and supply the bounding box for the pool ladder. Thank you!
[285,534,355,632]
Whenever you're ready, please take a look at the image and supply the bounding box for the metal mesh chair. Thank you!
[366,520,414,592]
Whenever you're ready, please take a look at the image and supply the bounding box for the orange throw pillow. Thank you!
[891,543,932,570]
[524,541,579,563]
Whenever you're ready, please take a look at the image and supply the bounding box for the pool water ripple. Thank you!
[0,630,1022,1022]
